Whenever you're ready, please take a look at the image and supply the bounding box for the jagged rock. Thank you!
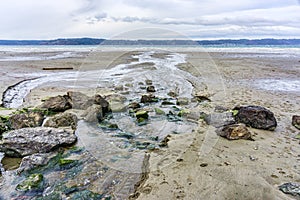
[176,97,189,105]
[234,105,277,130]
[0,116,10,136]
[204,112,235,128]
[18,153,55,173]
[10,111,44,130]
[94,95,111,116]
[279,182,300,197]
[217,123,253,140]
[82,104,103,123]
[292,115,300,130]
[44,112,78,130]
[40,95,72,112]
[146,86,156,93]
[0,127,77,157]
[67,91,94,110]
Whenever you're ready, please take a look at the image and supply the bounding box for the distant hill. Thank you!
[0,38,300,46]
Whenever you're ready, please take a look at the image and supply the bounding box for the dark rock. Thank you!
[193,95,211,102]
[10,111,44,130]
[167,111,182,122]
[234,105,277,130]
[161,101,175,105]
[146,86,156,93]
[217,123,253,140]
[44,112,78,130]
[41,95,72,112]
[167,90,178,98]
[159,135,171,147]
[292,115,300,130]
[94,95,111,116]
[141,94,158,103]
[204,112,235,128]
[136,110,149,119]
[67,91,94,110]
[0,127,77,157]
[99,121,119,130]
[279,182,300,197]
[0,116,11,136]
[128,102,141,110]
[176,97,189,105]
[114,132,135,139]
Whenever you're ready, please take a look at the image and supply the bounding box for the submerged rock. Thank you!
[145,79,153,85]
[234,105,277,130]
[128,102,141,110]
[141,94,158,103]
[154,108,165,115]
[10,111,44,130]
[217,123,253,140]
[279,182,300,197]
[292,115,300,130]
[41,95,72,112]
[18,153,54,173]
[16,173,44,192]
[0,116,11,136]
[0,127,77,157]
[136,110,149,119]
[176,97,189,106]
[44,112,78,130]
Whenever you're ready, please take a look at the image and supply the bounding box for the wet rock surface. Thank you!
[44,112,78,130]
[292,115,300,130]
[0,127,77,157]
[279,182,300,197]
[217,123,253,140]
[234,105,277,130]
[10,111,44,130]
[40,95,72,112]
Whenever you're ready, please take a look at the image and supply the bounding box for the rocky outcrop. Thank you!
[82,104,103,123]
[292,115,300,130]
[234,105,277,130]
[217,123,253,140]
[9,111,44,130]
[40,95,72,112]
[0,127,77,157]
[94,94,111,116]
[44,112,78,130]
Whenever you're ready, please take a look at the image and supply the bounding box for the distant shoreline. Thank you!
[1,38,300,46]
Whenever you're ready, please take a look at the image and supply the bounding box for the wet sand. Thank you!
[0,49,300,199]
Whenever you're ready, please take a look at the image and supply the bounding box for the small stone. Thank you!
[200,163,208,167]
[146,86,156,92]
[136,110,149,119]
[141,94,158,103]
[224,161,231,166]
[154,108,165,115]
[114,85,124,91]
[167,91,178,98]
[176,97,189,105]
[292,115,300,130]
[161,101,175,105]
[217,123,253,140]
[279,182,300,197]
[128,102,141,110]
[145,79,153,85]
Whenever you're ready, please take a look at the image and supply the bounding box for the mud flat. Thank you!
[0,48,299,199]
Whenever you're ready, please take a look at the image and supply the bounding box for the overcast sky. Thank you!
[1,0,300,40]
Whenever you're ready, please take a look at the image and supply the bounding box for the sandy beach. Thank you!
[0,48,299,199]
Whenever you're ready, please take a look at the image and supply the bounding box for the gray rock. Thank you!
[176,97,189,105]
[279,182,300,197]
[18,153,55,173]
[217,123,253,140]
[146,86,156,93]
[40,95,72,112]
[67,91,94,110]
[0,127,77,157]
[44,112,78,130]
[82,104,103,123]
[94,95,111,116]
[204,112,235,128]
[234,105,277,130]
[10,111,44,130]
[292,115,300,130]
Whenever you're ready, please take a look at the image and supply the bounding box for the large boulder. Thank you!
[94,95,111,116]
[217,123,253,140]
[9,111,44,130]
[40,95,72,112]
[44,112,78,130]
[82,104,103,123]
[234,105,277,130]
[0,127,77,157]
[67,91,94,110]
[292,115,300,130]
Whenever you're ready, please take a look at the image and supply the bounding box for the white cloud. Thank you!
[0,0,299,39]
